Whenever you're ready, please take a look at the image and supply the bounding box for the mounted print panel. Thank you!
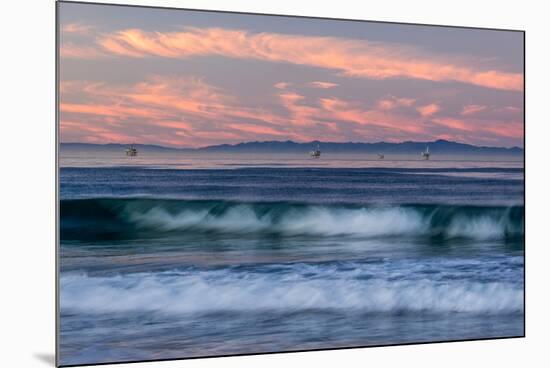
[57,1,524,366]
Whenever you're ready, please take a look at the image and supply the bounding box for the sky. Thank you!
[58,2,524,148]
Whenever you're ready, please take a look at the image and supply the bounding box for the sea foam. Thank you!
[60,259,523,315]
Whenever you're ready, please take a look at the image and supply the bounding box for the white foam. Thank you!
[277,207,426,237]
[60,267,523,315]
[446,216,506,239]
[124,204,516,240]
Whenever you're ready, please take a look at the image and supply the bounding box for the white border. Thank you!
[2,1,548,367]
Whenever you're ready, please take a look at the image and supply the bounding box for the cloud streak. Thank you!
[310,81,338,89]
[461,104,487,115]
[61,22,95,34]
[60,74,523,148]
[417,103,440,117]
[62,27,523,91]
[60,42,106,59]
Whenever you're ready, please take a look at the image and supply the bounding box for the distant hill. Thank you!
[61,140,523,155]
[198,139,523,155]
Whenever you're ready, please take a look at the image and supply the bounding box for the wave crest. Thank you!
[60,267,523,315]
[60,198,524,240]
[130,205,428,237]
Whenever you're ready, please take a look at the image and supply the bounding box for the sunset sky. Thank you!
[59,2,524,148]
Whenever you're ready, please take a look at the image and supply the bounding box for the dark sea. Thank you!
[58,151,524,366]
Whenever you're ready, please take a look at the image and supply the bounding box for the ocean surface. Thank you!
[59,151,524,366]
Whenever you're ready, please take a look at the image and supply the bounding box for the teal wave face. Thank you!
[60,198,524,241]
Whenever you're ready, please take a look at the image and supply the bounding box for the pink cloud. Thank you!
[60,75,523,147]
[309,81,338,89]
[61,23,95,35]
[274,82,291,90]
[63,26,523,91]
[60,77,292,146]
[432,116,523,142]
[432,117,473,131]
[60,102,165,119]
[61,120,134,143]
[482,122,523,138]
[286,95,426,136]
[500,106,522,113]
[417,103,440,117]
[377,96,416,110]
[461,104,487,115]
[227,123,286,137]
[155,120,193,130]
[60,43,106,59]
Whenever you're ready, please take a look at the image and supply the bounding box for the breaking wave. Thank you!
[60,198,524,240]
[60,260,524,315]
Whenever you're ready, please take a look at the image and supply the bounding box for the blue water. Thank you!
[59,158,524,366]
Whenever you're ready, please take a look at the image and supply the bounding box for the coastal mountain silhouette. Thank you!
[61,139,523,155]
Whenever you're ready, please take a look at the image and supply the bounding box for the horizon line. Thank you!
[59,138,524,150]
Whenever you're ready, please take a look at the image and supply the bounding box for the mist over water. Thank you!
[59,150,524,366]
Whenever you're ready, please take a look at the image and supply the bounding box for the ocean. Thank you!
[58,151,524,366]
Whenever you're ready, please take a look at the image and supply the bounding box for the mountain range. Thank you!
[60,139,523,155]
